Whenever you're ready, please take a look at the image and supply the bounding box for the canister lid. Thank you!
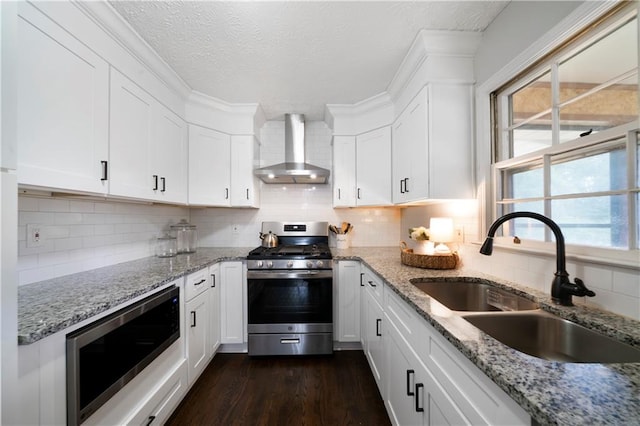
[170,219,196,230]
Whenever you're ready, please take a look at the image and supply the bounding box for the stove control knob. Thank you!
[267,261,273,269]
[257,261,264,268]
[306,261,314,269]
[317,260,324,268]
[287,261,294,268]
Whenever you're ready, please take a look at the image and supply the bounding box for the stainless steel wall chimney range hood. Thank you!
[254,114,330,184]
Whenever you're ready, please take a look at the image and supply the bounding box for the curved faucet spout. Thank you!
[480,211,595,306]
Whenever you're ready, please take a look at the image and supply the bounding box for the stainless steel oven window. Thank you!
[66,285,180,426]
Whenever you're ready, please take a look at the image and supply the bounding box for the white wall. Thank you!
[191,120,402,248]
[474,1,582,85]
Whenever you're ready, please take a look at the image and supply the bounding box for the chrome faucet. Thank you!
[480,211,595,306]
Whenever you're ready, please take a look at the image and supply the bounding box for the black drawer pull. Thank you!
[100,161,108,181]
[146,415,156,426]
[415,383,424,412]
[406,369,415,396]
[368,280,376,288]
[194,278,206,286]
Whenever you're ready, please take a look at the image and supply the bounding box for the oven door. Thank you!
[247,269,333,334]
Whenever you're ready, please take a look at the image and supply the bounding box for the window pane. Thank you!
[510,71,551,126]
[505,166,544,199]
[552,195,628,248]
[550,143,627,196]
[558,18,637,104]
[503,202,545,241]
[559,75,638,143]
[512,113,553,157]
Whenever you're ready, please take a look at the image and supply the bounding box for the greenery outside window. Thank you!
[492,3,639,259]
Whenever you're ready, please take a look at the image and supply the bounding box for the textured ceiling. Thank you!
[109,1,509,120]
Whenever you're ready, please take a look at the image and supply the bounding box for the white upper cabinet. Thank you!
[332,127,392,207]
[392,84,473,203]
[356,126,392,206]
[188,125,231,205]
[188,126,259,207]
[110,69,187,203]
[17,2,109,194]
[332,136,357,207]
[230,135,259,207]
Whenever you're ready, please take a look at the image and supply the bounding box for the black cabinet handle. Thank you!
[100,161,108,181]
[211,274,216,288]
[360,273,364,287]
[338,188,341,199]
[404,178,409,193]
[406,369,415,396]
[400,179,404,194]
[194,278,206,286]
[161,177,166,192]
[225,188,229,199]
[357,188,361,199]
[376,318,382,337]
[152,175,158,190]
[246,188,250,199]
[146,415,156,426]
[415,383,424,412]
[368,280,376,288]
[191,311,196,327]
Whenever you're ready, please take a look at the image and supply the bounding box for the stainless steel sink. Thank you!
[464,311,640,363]
[411,280,539,312]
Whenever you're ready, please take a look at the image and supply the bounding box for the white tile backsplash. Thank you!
[17,195,189,285]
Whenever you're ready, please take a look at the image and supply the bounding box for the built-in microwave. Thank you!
[66,285,180,425]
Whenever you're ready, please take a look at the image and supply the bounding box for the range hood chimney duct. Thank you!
[254,114,330,184]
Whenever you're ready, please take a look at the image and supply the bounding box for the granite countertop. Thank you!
[18,247,251,345]
[18,246,640,425]
[333,247,640,426]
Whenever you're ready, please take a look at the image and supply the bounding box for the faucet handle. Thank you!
[574,278,596,297]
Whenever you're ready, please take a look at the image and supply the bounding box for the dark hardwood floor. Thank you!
[166,350,391,426]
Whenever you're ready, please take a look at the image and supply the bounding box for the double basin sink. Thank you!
[412,279,640,363]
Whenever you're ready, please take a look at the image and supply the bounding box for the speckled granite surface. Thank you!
[333,247,640,426]
[18,246,640,425]
[18,247,251,345]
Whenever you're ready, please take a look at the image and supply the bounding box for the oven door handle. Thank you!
[247,270,333,280]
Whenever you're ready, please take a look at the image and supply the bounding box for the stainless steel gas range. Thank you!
[246,221,333,356]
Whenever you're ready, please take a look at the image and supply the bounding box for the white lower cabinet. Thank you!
[220,261,246,345]
[184,267,211,384]
[361,266,386,394]
[384,283,529,426]
[335,261,362,342]
[209,263,222,355]
[386,313,467,425]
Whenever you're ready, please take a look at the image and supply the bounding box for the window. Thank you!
[492,3,639,255]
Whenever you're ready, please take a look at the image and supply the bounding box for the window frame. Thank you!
[484,2,640,267]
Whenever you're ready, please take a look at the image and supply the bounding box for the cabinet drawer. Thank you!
[362,266,384,304]
[185,268,209,301]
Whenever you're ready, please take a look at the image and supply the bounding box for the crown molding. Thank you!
[387,30,481,104]
[73,0,192,100]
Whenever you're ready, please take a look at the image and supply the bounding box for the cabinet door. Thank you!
[220,261,245,344]
[152,104,187,204]
[230,135,258,207]
[385,316,420,426]
[332,136,356,207]
[109,69,155,200]
[17,2,109,194]
[188,125,231,206]
[364,287,385,395]
[209,264,221,355]
[186,290,209,384]
[335,261,361,342]
[391,116,410,203]
[356,126,392,206]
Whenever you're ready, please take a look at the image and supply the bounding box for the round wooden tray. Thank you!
[400,242,458,270]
